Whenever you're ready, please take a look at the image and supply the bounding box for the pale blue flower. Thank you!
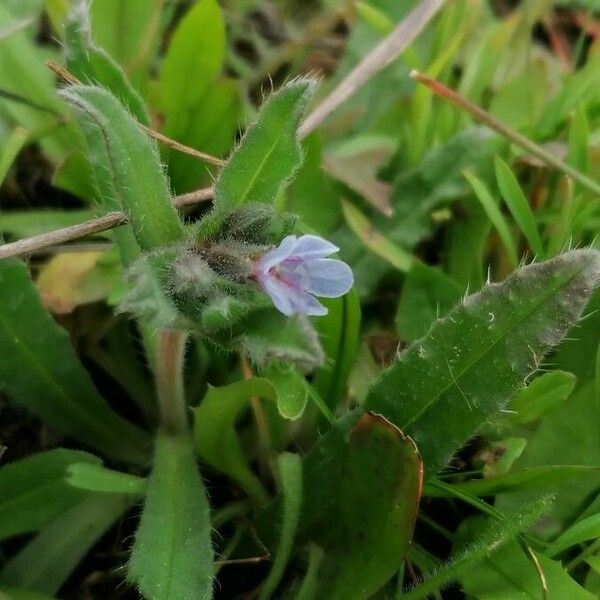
[252,235,353,317]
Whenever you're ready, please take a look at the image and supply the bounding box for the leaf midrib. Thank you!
[223,120,295,207]
[398,262,588,430]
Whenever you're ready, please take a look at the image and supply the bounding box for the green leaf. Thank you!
[547,513,600,557]
[205,80,314,234]
[567,105,590,174]
[364,250,600,476]
[463,169,519,269]
[314,414,423,599]
[294,545,325,600]
[159,0,225,141]
[0,493,128,595]
[0,586,58,600]
[494,156,544,259]
[265,365,308,420]
[379,128,500,251]
[287,134,342,233]
[313,291,361,410]
[64,4,150,124]
[510,370,577,424]
[252,414,359,554]
[167,78,241,194]
[193,379,274,505]
[259,453,303,600]
[496,380,600,539]
[0,3,74,162]
[238,310,325,373]
[128,431,213,600]
[395,261,462,341]
[0,209,94,237]
[461,539,595,600]
[0,127,28,185]
[0,258,150,465]
[342,199,413,272]
[60,85,184,252]
[402,499,551,599]
[0,449,100,541]
[426,465,600,498]
[355,1,394,34]
[89,0,163,73]
[444,192,491,292]
[66,463,146,496]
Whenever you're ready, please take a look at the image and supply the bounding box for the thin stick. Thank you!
[46,60,225,166]
[410,70,600,198]
[0,187,214,259]
[142,127,225,167]
[298,0,446,137]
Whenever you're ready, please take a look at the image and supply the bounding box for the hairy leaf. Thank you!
[204,80,314,235]
[65,4,150,124]
[128,432,213,600]
[66,463,146,496]
[403,499,551,599]
[239,310,325,373]
[365,250,600,475]
[396,261,462,341]
[60,85,184,252]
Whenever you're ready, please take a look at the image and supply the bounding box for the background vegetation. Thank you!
[0,0,600,598]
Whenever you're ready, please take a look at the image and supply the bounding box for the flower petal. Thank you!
[260,273,328,316]
[289,235,339,260]
[295,292,328,316]
[304,258,354,297]
[256,235,297,272]
[260,275,295,316]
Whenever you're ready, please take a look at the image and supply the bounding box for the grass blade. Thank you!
[464,169,519,268]
[494,156,544,258]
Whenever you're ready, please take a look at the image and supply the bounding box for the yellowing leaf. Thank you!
[36,251,119,314]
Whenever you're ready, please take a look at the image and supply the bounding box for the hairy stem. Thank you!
[156,330,189,433]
